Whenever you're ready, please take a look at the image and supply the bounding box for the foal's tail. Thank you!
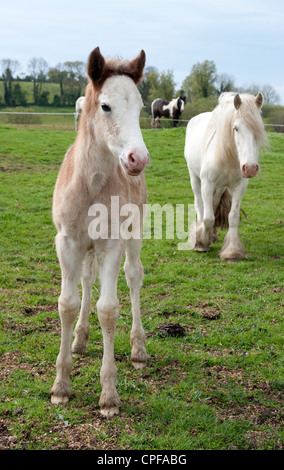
[214,189,231,229]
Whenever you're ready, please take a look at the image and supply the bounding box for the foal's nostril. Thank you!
[129,153,136,164]
[125,150,149,174]
[127,152,138,168]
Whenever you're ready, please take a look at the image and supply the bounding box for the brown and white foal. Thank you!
[50,47,149,416]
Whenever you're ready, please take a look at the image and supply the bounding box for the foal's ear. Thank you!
[234,94,242,110]
[255,92,263,108]
[87,47,105,83]
[128,50,146,84]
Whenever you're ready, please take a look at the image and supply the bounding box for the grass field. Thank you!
[0,125,283,450]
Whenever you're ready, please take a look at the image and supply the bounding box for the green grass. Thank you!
[0,106,76,131]
[0,126,283,450]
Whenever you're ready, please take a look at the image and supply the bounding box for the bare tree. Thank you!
[63,61,87,103]
[217,73,235,95]
[260,84,280,105]
[28,57,49,104]
[239,82,280,105]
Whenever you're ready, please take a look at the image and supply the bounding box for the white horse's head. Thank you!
[232,92,266,178]
[86,47,149,176]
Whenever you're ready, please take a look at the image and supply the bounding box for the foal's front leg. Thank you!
[124,238,147,369]
[96,240,125,417]
[50,234,84,404]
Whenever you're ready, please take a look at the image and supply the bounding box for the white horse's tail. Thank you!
[214,189,231,229]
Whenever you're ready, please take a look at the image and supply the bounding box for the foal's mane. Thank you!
[204,93,268,166]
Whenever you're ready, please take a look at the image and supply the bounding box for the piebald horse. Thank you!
[151,96,186,128]
[50,47,149,416]
[184,92,268,261]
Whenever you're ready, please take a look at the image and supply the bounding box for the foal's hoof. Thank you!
[100,407,119,417]
[72,343,87,355]
[132,361,147,369]
[194,243,209,252]
[51,395,69,405]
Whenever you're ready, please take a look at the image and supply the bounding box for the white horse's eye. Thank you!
[233,125,238,132]
[101,104,111,113]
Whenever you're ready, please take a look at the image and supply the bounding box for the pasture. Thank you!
[0,125,283,450]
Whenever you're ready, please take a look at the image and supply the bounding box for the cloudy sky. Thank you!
[2,0,284,103]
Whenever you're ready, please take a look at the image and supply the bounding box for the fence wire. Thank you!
[0,111,283,131]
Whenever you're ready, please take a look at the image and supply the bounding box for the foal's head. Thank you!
[84,47,149,176]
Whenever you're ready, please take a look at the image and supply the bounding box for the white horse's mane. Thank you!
[204,92,269,166]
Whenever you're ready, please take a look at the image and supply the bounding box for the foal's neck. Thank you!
[75,126,119,193]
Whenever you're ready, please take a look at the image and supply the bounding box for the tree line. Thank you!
[0,57,281,110]
[140,60,280,111]
[0,58,87,106]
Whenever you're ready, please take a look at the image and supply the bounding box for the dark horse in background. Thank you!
[151,96,186,128]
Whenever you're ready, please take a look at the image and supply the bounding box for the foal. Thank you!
[50,47,149,416]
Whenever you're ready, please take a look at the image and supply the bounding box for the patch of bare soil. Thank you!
[146,322,186,337]
[192,301,222,320]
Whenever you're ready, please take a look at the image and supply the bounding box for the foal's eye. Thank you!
[101,104,111,113]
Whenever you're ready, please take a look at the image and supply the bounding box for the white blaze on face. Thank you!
[98,75,149,176]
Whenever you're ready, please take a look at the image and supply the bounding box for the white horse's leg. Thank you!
[190,172,203,223]
[220,181,248,261]
[211,187,227,243]
[50,234,85,404]
[96,240,125,417]
[72,248,97,354]
[189,172,206,251]
[195,179,215,250]
[124,238,147,369]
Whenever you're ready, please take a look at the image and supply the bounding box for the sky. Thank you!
[1,0,284,103]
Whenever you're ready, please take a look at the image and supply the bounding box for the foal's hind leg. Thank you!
[124,238,147,369]
[72,249,97,354]
[50,234,85,404]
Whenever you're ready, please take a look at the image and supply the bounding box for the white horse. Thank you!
[184,92,268,261]
[75,96,85,130]
[50,47,149,416]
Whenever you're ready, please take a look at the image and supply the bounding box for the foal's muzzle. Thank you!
[121,150,150,176]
